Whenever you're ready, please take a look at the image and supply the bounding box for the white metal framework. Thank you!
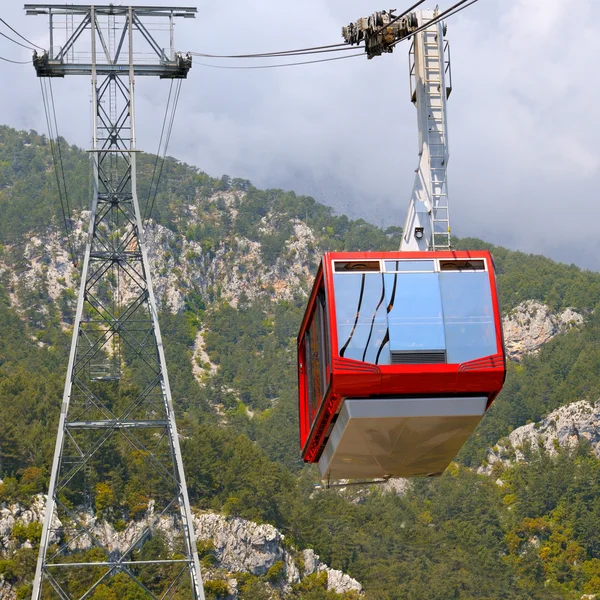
[401,9,453,251]
[343,7,453,251]
[26,5,205,599]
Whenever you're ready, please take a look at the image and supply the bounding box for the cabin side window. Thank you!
[305,286,330,426]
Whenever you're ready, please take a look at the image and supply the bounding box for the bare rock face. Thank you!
[195,513,287,578]
[324,568,363,595]
[194,513,362,595]
[502,300,583,360]
[0,578,15,600]
[0,196,316,326]
[381,478,412,496]
[479,400,600,475]
[0,502,362,599]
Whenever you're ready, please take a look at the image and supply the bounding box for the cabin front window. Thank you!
[439,272,496,363]
[333,260,497,365]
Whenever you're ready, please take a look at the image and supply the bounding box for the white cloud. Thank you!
[1,0,599,268]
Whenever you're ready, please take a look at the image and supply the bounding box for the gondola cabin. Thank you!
[298,251,506,481]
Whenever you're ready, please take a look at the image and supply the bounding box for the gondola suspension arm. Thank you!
[343,6,453,250]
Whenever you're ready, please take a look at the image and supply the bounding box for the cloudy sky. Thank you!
[1,0,599,269]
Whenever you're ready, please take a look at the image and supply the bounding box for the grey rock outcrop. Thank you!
[299,549,361,594]
[195,513,288,578]
[0,502,362,599]
[0,197,316,327]
[381,478,412,496]
[0,578,15,600]
[502,300,583,360]
[479,400,600,475]
[194,513,362,594]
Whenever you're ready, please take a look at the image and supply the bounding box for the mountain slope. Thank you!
[3,125,600,598]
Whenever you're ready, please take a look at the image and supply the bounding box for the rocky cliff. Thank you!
[502,300,583,360]
[0,191,316,329]
[0,494,362,599]
[479,399,600,476]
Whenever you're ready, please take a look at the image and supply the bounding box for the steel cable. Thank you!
[195,52,365,70]
[143,79,182,227]
[39,78,77,265]
[189,42,354,60]
[0,17,45,50]
[391,0,481,49]
[0,55,30,64]
[369,0,427,37]
[0,30,37,51]
[190,45,362,59]
[191,0,478,70]
[188,0,426,61]
[143,79,174,223]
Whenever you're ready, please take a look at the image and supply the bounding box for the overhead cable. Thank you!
[189,0,426,61]
[39,78,78,265]
[195,52,364,71]
[370,0,427,36]
[0,55,30,64]
[190,44,361,60]
[0,30,36,51]
[391,0,480,49]
[143,79,182,227]
[435,0,481,22]
[0,17,45,50]
[189,0,474,69]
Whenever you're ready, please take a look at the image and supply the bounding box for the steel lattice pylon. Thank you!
[26,5,205,599]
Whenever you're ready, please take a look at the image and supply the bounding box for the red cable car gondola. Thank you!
[297,251,506,481]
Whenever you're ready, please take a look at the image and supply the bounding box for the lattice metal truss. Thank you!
[26,5,205,599]
[343,7,453,251]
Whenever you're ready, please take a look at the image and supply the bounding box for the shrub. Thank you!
[266,560,284,582]
[204,579,229,599]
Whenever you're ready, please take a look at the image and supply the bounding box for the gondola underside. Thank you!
[318,396,487,480]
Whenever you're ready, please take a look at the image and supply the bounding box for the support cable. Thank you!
[143,79,174,224]
[391,0,480,49]
[432,0,481,24]
[0,17,45,50]
[48,79,77,264]
[191,0,476,70]
[370,0,427,36]
[39,78,77,265]
[190,44,363,59]
[0,55,30,64]
[143,79,182,227]
[195,52,365,71]
[0,30,37,51]
[189,0,426,61]
[48,79,76,244]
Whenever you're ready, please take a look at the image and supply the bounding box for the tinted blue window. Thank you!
[333,269,497,365]
[333,273,389,364]
[384,273,445,352]
[306,290,330,426]
[440,272,497,363]
[384,260,435,272]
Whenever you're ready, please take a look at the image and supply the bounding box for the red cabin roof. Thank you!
[297,250,506,480]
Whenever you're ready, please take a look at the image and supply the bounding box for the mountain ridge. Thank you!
[3,124,600,598]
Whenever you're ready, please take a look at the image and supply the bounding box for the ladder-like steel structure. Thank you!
[26,5,205,599]
[402,9,452,251]
[342,7,453,251]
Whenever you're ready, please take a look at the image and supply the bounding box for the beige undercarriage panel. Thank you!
[318,397,487,480]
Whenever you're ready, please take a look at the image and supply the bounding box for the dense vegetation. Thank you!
[2,125,600,598]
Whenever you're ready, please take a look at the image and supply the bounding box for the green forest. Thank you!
[2,125,600,599]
